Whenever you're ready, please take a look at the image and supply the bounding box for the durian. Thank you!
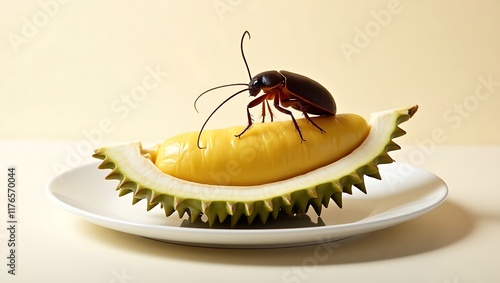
[93,105,418,227]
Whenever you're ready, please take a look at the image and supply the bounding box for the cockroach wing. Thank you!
[280,70,336,115]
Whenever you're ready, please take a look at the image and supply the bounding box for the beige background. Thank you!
[1,0,500,146]
[1,2,500,283]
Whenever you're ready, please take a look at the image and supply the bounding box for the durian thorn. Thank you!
[331,192,343,208]
[121,181,139,192]
[176,207,187,218]
[348,172,363,184]
[206,212,218,227]
[339,177,353,194]
[281,194,292,206]
[132,186,145,197]
[105,170,123,181]
[258,210,271,224]
[246,212,258,225]
[189,208,202,223]
[173,197,184,209]
[353,180,367,194]
[307,188,318,198]
[408,105,419,118]
[311,200,323,215]
[271,207,281,219]
[321,191,332,207]
[92,152,104,160]
[148,190,158,203]
[230,209,244,227]
[362,161,379,176]
[385,140,402,152]
[271,198,282,219]
[163,205,175,217]
[295,193,310,213]
[118,188,132,197]
[97,159,116,170]
[92,150,107,161]
[331,181,342,193]
[216,211,229,225]
[342,184,353,195]
[391,127,407,139]
[146,202,159,211]
[243,203,253,216]
[367,170,382,180]
[226,202,236,215]
[150,193,164,206]
[263,200,273,212]
[375,151,394,164]
[281,203,294,215]
[339,174,361,193]
[201,201,212,213]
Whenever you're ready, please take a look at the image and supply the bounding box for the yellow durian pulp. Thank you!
[155,114,370,186]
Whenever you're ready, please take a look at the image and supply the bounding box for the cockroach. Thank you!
[194,31,336,149]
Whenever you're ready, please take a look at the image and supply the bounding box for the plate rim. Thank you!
[46,161,448,247]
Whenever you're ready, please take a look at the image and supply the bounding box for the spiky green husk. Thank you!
[93,106,418,227]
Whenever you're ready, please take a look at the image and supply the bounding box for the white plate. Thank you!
[46,162,447,248]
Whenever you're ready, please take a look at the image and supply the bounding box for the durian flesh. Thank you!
[155,113,370,186]
[93,105,418,227]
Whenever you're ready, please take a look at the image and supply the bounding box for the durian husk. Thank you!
[93,105,418,227]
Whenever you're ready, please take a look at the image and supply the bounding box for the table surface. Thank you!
[0,141,498,283]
